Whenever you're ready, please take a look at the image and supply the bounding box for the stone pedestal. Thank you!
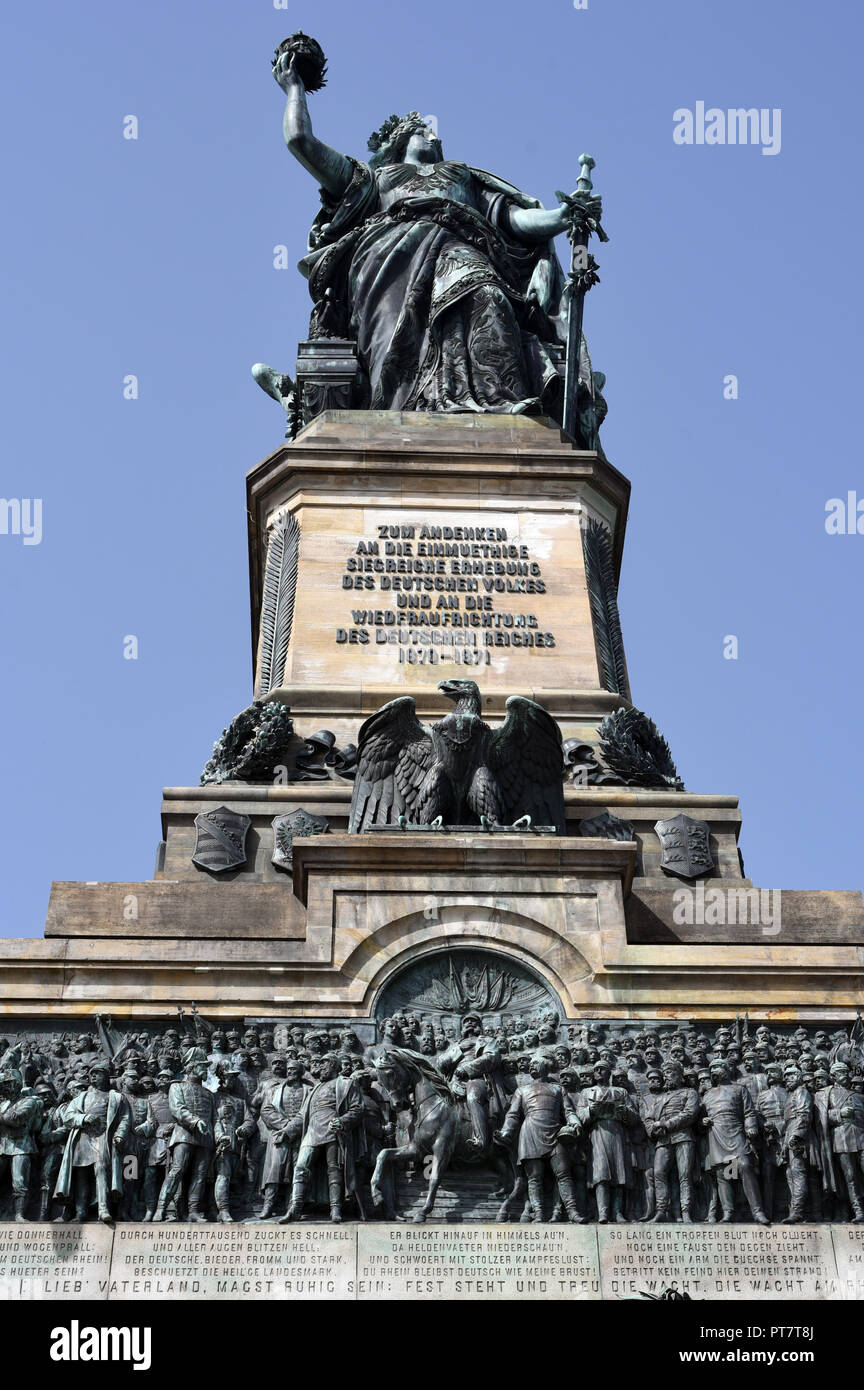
[246,411,630,745]
[2,411,862,1302]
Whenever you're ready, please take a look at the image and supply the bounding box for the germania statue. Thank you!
[257,33,607,445]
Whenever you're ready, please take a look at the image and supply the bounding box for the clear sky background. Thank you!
[1,0,861,936]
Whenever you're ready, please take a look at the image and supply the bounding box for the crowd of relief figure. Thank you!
[2,1011,864,1228]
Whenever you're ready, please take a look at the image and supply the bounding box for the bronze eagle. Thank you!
[348,679,565,834]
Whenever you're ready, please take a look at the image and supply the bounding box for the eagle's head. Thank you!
[438,679,482,715]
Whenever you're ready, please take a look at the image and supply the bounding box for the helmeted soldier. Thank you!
[155,1047,217,1223]
[279,1052,363,1223]
[54,1060,130,1224]
[0,1067,42,1222]
[495,1056,581,1222]
[259,1058,311,1219]
[639,1061,699,1223]
[701,1058,769,1224]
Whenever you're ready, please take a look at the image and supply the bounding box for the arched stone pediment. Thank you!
[335,903,595,1015]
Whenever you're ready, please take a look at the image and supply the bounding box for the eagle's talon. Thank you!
[397,814,408,829]
[511,814,532,831]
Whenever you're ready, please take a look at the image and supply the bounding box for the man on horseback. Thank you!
[440,1013,508,1155]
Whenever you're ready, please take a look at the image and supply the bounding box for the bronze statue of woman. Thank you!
[271,37,603,434]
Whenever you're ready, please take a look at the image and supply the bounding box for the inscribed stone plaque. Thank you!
[107,1224,356,1300]
[356,1224,602,1301]
[828,1228,864,1299]
[0,1223,113,1300]
[597,1224,840,1300]
[287,501,601,695]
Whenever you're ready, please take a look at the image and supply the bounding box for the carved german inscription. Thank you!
[336,522,557,665]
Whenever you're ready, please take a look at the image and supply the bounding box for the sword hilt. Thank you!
[576,153,595,194]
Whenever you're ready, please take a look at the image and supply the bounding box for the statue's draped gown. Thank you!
[299,158,567,414]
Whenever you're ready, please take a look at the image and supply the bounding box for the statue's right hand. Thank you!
[275,51,303,94]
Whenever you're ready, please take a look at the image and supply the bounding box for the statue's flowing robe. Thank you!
[299,159,570,415]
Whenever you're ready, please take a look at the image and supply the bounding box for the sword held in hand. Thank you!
[557,153,609,443]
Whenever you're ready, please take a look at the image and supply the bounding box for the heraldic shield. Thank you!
[192,806,251,873]
[271,808,329,871]
[654,813,715,880]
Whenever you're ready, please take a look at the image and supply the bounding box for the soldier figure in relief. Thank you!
[120,1068,150,1221]
[0,1067,43,1223]
[214,1063,257,1222]
[639,1062,700,1223]
[155,1047,217,1223]
[441,1013,508,1156]
[781,1064,821,1223]
[495,1055,582,1222]
[701,1058,769,1225]
[755,1061,788,1221]
[259,1057,310,1220]
[577,1060,636,1223]
[279,1052,363,1223]
[54,1060,130,1224]
[353,1069,395,1219]
[35,1078,66,1223]
[137,1068,176,1222]
[823,1060,864,1222]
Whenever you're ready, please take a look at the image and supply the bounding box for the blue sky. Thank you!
[1,0,862,936]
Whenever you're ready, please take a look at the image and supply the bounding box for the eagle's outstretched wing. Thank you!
[487,696,566,834]
[348,697,437,833]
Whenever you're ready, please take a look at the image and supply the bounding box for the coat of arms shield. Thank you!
[272,808,329,871]
[192,806,251,873]
[654,813,714,880]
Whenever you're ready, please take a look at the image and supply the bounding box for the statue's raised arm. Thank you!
[273,35,352,199]
[258,33,608,451]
